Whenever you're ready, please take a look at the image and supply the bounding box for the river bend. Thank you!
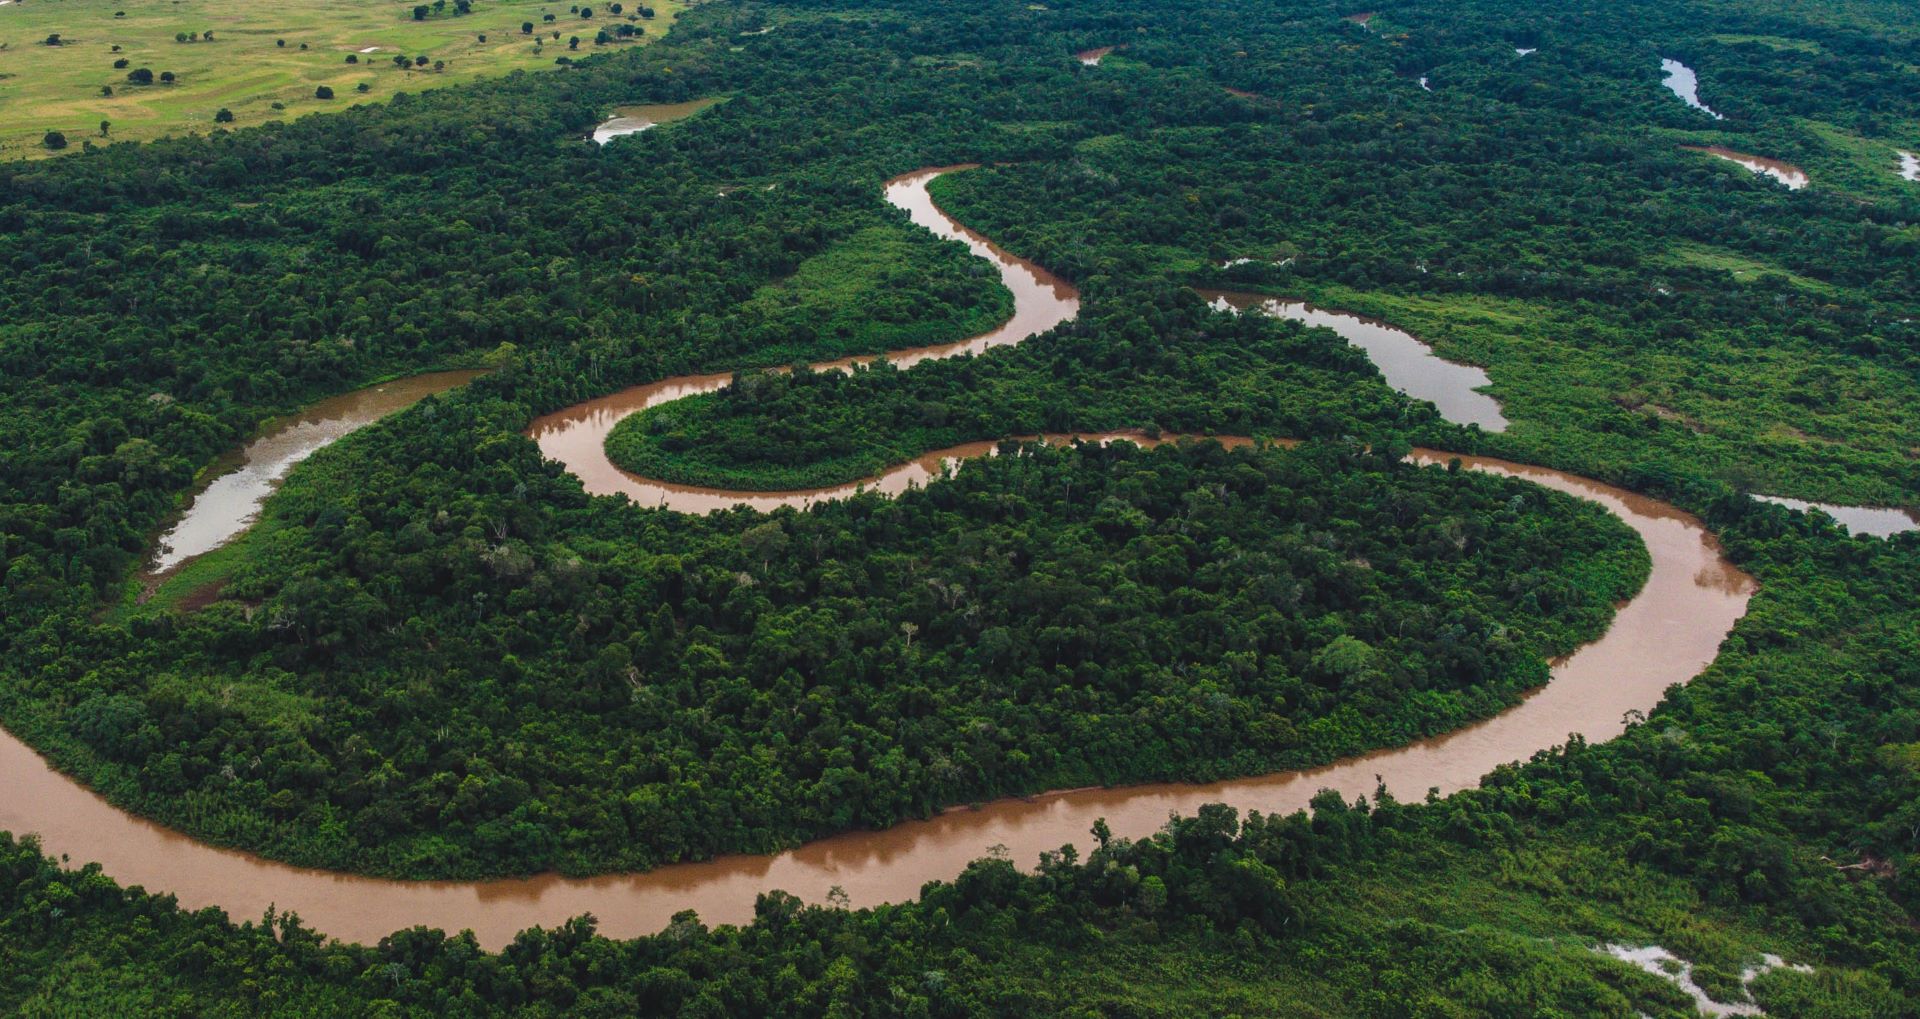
[0,166,1754,949]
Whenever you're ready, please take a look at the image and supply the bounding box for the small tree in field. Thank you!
[357,82,371,93]
[127,68,155,85]
[43,131,68,150]
[45,34,64,46]
[414,54,429,66]
[315,85,334,99]
[215,107,234,122]
[99,120,111,136]
[568,36,580,49]
[345,54,358,63]
[393,54,409,68]
[521,21,534,33]
[159,71,176,83]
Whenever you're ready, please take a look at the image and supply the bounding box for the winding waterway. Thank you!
[0,166,1754,951]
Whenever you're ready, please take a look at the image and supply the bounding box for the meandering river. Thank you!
[0,166,1755,950]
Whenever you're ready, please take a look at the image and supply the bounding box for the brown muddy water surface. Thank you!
[591,98,720,145]
[1680,145,1809,190]
[0,165,1754,951]
[528,166,1080,511]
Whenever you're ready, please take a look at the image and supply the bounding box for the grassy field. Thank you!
[1655,241,1839,295]
[1275,283,1920,508]
[0,0,682,155]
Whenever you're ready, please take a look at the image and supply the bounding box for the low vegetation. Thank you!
[0,0,679,153]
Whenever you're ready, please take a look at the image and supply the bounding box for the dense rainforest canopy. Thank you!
[1,0,1917,1013]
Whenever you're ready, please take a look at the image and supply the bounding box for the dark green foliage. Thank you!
[42,425,1641,876]
[0,0,1916,1011]
[608,288,1432,490]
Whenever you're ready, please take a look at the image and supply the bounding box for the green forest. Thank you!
[1,0,1917,1013]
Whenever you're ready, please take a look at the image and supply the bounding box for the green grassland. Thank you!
[1654,241,1837,294]
[727,221,1017,364]
[0,0,682,154]
[1275,283,1920,508]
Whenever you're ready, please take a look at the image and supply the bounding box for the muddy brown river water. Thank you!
[0,166,1756,950]
[1680,145,1809,190]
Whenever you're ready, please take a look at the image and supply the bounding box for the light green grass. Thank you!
[1656,242,1839,295]
[0,0,683,155]
[1794,118,1920,197]
[730,221,1015,360]
[1277,283,1920,507]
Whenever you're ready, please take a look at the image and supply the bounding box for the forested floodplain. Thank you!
[33,427,1652,878]
[0,0,1918,1012]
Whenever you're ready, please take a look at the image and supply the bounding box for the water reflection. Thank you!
[1197,290,1509,431]
[1752,494,1918,538]
[1661,58,1724,120]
